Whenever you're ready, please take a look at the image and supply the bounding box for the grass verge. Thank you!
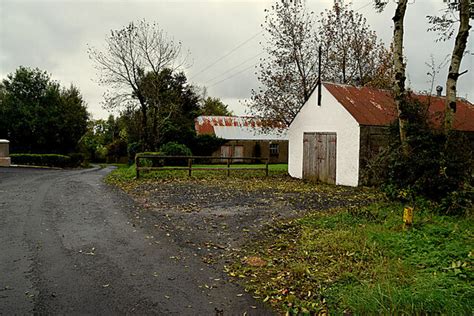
[228,203,473,315]
[104,163,378,201]
[105,163,288,183]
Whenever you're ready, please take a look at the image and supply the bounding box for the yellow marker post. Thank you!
[403,206,414,229]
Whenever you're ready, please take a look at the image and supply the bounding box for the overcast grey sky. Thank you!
[1,0,472,119]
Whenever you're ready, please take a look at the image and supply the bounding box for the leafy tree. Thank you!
[111,68,200,151]
[140,68,201,149]
[249,0,392,125]
[89,20,187,149]
[0,66,88,153]
[58,85,90,152]
[200,96,233,116]
[248,0,318,126]
[319,3,392,88]
[78,115,124,162]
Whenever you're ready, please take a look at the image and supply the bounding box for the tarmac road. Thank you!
[0,167,272,315]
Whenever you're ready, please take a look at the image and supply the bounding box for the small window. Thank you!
[269,143,279,156]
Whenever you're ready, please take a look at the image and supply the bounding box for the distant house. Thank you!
[288,82,474,186]
[195,116,288,163]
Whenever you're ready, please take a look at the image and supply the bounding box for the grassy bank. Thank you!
[228,203,473,315]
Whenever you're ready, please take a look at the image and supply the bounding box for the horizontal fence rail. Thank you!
[135,154,269,179]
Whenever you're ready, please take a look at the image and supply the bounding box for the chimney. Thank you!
[436,85,443,96]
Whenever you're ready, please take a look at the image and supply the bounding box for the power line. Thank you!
[204,0,373,89]
[208,62,258,88]
[203,51,265,85]
[353,1,373,12]
[190,30,263,80]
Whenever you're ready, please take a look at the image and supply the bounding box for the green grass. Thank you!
[105,163,288,184]
[229,203,473,315]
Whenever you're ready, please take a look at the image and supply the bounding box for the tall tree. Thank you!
[200,97,233,116]
[88,20,187,148]
[376,0,410,156]
[248,0,319,126]
[59,85,90,152]
[392,0,409,156]
[139,68,200,149]
[319,3,392,88]
[428,0,472,131]
[249,0,393,125]
[0,67,89,153]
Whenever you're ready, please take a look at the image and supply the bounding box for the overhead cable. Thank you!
[190,30,263,80]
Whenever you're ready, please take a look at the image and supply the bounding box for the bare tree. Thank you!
[428,0,472,132]
[88,20,187,148]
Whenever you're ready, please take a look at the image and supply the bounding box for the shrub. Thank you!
[106,139,127,163]
[381,97,473,215]
[11,153,72,168]
[189,135,227,157]
[138,151,164,167]
[159,142,192,166]
[127,142,142,164]
[67,152,85,168]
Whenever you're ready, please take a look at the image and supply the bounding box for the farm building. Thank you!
[288,82,474,186]
[195,116,288,163]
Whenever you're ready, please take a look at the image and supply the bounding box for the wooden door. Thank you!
[221,145,232,163]
[233,146,244,162]
[302,132,336,184]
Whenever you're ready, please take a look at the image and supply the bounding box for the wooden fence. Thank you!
[135,154,269,179]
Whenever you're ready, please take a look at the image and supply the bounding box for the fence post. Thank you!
[227,157,231,177]
[188,158,192,177]
[265,159,269,176]
[135,155,140,179]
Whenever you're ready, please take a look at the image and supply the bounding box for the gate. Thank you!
[302,132,336,184]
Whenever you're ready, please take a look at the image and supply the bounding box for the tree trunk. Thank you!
[444,0,471,132]
[392,0,409,157]
[136,93,149,150]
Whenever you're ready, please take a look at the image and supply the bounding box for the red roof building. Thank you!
[194,116,289,163]
[288,82,473,187]
[323,83,474,131]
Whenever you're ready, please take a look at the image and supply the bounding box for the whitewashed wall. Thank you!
[288,85,360,186]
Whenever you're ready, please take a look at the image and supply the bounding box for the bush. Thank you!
[67,152,85,168]
[106,139,127,163]
[159,142,192,166]
[11,153,72,168]
[138,151,164,167]
[189,135,227,157]
[127,142,143,164]
[381,97,473,215]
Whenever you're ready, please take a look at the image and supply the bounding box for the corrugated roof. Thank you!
[323,83,474,132]
[195,116,288,141]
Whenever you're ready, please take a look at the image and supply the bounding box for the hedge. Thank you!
[10,153,83,168]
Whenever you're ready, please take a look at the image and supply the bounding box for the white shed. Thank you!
[288,83,474,187]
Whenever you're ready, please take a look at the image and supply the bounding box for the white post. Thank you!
[0,139,11,167]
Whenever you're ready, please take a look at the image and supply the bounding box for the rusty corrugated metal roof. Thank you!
[195,116,288,140]
[323,83,474,132]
